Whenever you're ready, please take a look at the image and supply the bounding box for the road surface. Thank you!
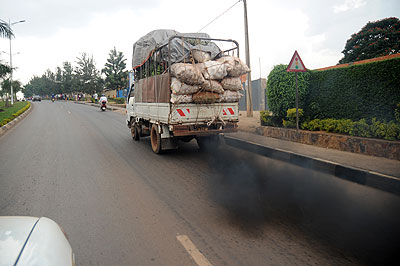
[1,101,399,266]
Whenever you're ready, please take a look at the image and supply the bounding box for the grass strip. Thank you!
[0,101,30,127]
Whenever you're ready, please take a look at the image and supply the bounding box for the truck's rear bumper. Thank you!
[172,122,238,137]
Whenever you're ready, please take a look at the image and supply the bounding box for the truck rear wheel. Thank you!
[131,124,140,141]
[150,124,162,154]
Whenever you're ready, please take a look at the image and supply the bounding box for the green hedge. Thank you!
[266,64,310,119]
[305,57,400,121]
[108,97,125,104]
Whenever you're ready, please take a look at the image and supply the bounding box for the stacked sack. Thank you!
[170,51,249,104]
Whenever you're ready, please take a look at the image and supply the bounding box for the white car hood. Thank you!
[17,217,73,266]
[0,216,39,266]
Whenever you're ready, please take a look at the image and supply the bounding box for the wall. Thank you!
[104,90,116,98]
[239,78,267,111]
[257,126,400,160]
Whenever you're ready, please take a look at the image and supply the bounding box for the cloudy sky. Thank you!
[0,0,399,85]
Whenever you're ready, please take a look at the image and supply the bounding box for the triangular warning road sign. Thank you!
[287,50,307,72]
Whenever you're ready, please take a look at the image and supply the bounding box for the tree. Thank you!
[0,19,13,82]
[59,61,75,94]
[0,63,11,80]
[0,79,21,97]
[24,76,44,97]
[102,47,127,92]
[75,52,103,94]
[24,70,58,97]
[339,17,400,64]
[0,19,13,38]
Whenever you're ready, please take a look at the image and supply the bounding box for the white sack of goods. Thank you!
[200,79,224,94]
[199,61,228,80]
[171,77,200,95]
[217,56,250,77]
[192,49,211,63]
[192,91,221,104]
[170,63,205,85]
[170,94,193,104]
[219,90,242,103]
[220,77,243,91]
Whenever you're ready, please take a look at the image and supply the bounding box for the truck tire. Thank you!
[150,124,162,154]
[131,124,140,141]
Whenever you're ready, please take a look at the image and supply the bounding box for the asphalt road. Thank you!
[1,101,399,266]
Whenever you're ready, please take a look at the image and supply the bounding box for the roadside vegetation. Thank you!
[263,17,400,141]
[23,47,128,100]
[263,57,400,141]
[0,101,30,126]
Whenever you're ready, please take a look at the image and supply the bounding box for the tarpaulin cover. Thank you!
[132,29,221,69]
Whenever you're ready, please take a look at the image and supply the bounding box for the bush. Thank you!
[108,97,125,104]
[0,118,11,127]
[260,110,282,127]
[395,103,400,123]
[305,57,400,121]
[301,119,321,131]
[350,119,371,138]
[266,64,310,119]
[370,118,400,140]
[114,98,125,104]
[283,108,304,128]
[286,108,303,121]
[334,119,353,134]
[282,120,295,128]
[302,117,400,140]
[386,122,400,140]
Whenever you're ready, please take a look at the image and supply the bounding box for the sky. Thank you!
[0,0,399,85]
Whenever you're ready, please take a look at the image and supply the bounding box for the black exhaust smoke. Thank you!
[203,144,400,265]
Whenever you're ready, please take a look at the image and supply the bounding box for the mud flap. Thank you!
[161,138,179,150]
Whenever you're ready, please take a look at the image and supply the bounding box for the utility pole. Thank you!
[9,19,13,105]
[8,19,25,105]
[243,0,253,117]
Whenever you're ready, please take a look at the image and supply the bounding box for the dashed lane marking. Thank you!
[176,235,213,266]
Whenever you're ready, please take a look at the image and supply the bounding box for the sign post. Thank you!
[287,50,307,130]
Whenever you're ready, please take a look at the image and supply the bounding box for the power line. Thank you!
[197,0,241,33]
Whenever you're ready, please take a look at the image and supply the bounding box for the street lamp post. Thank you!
[9,19,25,105]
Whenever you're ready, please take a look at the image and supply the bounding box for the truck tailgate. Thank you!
[170,103,239,125]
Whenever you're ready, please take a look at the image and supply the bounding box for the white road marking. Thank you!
[68,111,71,114]
[176,235,213,266]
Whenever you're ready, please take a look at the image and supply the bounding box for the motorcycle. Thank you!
[100,100,107,111]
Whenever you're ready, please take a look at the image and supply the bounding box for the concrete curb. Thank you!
[224,135,400,196]
[0,103,33,137]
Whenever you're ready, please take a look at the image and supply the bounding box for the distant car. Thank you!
[32,95,41,102]
[0,216,75,266]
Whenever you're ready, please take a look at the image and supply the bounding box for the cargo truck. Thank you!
[126,30,247,153]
